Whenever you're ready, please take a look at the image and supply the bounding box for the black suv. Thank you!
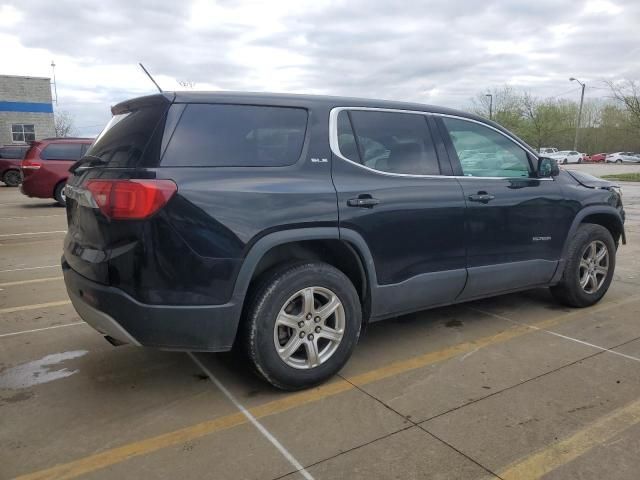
[63,92,625,390]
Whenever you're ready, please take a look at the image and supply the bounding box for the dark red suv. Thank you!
[21,138,93,205]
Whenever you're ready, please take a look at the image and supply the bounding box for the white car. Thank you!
[549,150,582,164]
[606,152,640,163]
[539,147,558,155]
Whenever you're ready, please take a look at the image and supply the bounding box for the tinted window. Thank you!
[86,103,168,167]
[339,110,439,175]
[41,143,83,161]
[443,117,531,178]
[162,104,308,167]
[0,147,27,159]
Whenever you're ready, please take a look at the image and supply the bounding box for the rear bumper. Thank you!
[62,259,242,351]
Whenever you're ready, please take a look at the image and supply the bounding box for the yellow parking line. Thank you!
[14,294,640,480]
[0,276,63,288]
[0,300,71,315]
[500,398,640,480]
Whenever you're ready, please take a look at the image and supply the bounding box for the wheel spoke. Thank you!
[303,288,315,314]
[278,335,302,359]
[589,272,599,290]
[587,242,597,261]
[579,259,590,270]
[305,340,320,367]
[595,266,608,275]
[580,271,590,289]
[595,246,607,263]
[319,326,343,343]
[276,312,301,329]
[316,295,340,321]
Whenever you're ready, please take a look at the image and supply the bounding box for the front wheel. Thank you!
[550,224,616,307]
[242,262,361,390]
[616,159,622,164]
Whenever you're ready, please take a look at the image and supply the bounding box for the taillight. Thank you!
[21,160,41,170]
[85,179,177,220]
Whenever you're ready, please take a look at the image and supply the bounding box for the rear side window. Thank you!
[0,147,26,159]
[338,110,440,175]
[162,104,308,167]
[41,143,83,161]
[85,103,168,167]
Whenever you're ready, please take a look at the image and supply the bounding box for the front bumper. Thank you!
[63,259,242,351]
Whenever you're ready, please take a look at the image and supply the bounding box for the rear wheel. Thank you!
[563,158,568,164]
[242,262,361,390]
[550,224,615,307]
[54,181,67,206]
[2,169,21,187]
[616,159,622,164]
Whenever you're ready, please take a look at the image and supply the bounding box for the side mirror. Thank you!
[537,157,559,178]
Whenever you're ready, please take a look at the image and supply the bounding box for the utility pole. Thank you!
[485,93,493,120]
[569,77,585,151]
[51,60,58,105]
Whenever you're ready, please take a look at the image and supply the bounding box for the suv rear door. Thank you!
[330,108,467,320]
[437,115,572,300]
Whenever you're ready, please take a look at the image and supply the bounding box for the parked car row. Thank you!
[606,152,640,163]
[537,148,640,164]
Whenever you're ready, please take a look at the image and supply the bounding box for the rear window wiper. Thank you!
[69,155,108,174]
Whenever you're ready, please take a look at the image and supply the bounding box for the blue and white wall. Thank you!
[0,75,55,145]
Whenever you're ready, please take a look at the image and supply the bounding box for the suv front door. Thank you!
[330,108,467,320]
[438,116,572,300]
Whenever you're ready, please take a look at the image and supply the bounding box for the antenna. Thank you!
[138,63,163,93]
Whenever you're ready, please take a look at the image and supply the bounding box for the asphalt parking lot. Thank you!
[2,164,640,480]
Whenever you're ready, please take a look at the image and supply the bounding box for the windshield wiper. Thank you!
[69,155,107,174]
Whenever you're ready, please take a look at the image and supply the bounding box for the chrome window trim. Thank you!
[328,106,552,181]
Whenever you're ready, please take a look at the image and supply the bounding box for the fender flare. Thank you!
[551,205,625,283]
[229,226,379,306]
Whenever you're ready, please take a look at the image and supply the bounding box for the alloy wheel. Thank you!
[579,240,609,294]
[273,286,345,369]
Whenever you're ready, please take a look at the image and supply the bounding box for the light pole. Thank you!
[485,93,493,120]
[569,77,585,151]
[51,60,58,105]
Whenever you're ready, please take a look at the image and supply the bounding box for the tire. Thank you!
[242,262,361,390]
[54,181,67,206]
[616,159,622,164]
[563,159,568,164]
[550,224,616,308]
[2,169,21,187]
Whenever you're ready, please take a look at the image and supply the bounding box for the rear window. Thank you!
[85,103,168,167]
[41,143,83,161]
[162,104,308,167]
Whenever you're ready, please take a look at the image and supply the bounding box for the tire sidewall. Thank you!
[249,263,361,390]
[54,182,67,206]
[3,170,21,187]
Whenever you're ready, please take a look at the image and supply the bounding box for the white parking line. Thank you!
[0,300,71,314]
[0,264,59,273]
[0,214,65,220]
[0,230,67,237]
[0,322,84,338]
[0,276,62,287]
[189,353,315,480]
[469,306,640,363]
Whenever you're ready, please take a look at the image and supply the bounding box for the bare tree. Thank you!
[606,79,640,131]
[54,110,78,137]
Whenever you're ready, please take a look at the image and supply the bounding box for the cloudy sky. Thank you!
[1,0,638,136]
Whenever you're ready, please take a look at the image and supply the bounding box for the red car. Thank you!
[588,153,607,163]
[0,145,29,186]
[21,138,93,206]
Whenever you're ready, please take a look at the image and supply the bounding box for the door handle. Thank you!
[468,192,495,204]
[347,195,380,208]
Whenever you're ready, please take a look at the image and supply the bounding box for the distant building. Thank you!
[0,75,56,145]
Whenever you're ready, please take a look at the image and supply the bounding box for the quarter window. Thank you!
[442,117,531,178]
[11,124,35,143]
[162,104,308,167]
[338,110,440,175]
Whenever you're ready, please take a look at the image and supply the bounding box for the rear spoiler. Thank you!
[111,92,175,115]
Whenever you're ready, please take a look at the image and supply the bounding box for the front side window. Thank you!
[337,110,439,175]
[41,143,83,161]
[11,124,35,143]
[162,104,308,167]
[443,117,531,178]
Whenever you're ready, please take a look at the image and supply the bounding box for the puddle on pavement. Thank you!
[0,350,88,389]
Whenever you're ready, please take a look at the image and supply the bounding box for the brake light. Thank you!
[21,160,41,170]
[85,179,177,219]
